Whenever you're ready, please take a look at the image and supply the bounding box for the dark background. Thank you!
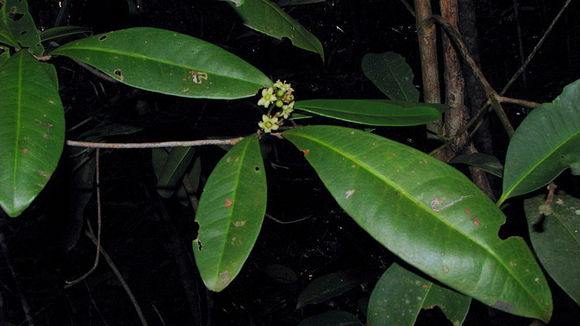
[1,0,579,325]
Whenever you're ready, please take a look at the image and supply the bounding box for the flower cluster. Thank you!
[257,80,295,133]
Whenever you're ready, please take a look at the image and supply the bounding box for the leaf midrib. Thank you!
[214,137,252,284]
[12,53,24,207]
[289,129,543,313]
[53,46,265,86]
[503,128,579,202]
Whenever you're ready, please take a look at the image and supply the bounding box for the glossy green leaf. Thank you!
[524,194,580,305]
[450,153,503,178]
[283,126,552,321]
[51,27,272,99]
[0,0,44,54]
[368,263,470,326]
[362,52,419,101]
[298,311,362,326]
[152,147,195,198]
[193,135,267,292]
[500,80,580,204]
[0,51,65,217]
[225,0,324,60]
[39,26,91,42]
[297,270,366,308]
[295,99,444,126]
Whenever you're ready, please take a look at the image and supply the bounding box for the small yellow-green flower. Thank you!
[258,114,280,133]
[281,101,295,119]
[258,87,277,108]
[274,80,293,93]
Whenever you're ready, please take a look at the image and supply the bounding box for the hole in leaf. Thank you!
[254,166,260,172]
[19,30,27,36]
[195,239,203,251]
[98,35,108,41]
[8,12,24,21]
[113,69,124,80]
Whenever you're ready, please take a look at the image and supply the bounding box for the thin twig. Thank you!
[151,304,167,326]
[431,15,515,137]
[430,1,570,158]
[501,0,573,95]
[85,228,149,326]
[266,214,312,225]
[496,95,540,108]
[397,0,415,17]
[66,137,244,149]
[65,148,102,288]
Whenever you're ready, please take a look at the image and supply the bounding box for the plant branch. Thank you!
[66,137,244,149]
[501,0,573,95]
[85,228,149,326]
[496,95,540,108]
[431,15,515,137]
[65,148,102,288]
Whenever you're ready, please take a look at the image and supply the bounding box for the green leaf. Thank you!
[0,51,65,217]
[524,194,580,305]
[368,263,470,326]
[39,26,91,42]
[500,80,580,204]
[361,52,419,101]
[0,0,44,54]
[298,311,362,326]
[450,153,503,178]
[51,27,272,99]
[283,126,552,321]
[295,99,444,126]
[225,0,324,60]
[297,270,366,308]
[152,147,196,198]
[193,135,267,292]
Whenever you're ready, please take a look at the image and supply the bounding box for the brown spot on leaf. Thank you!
[421,284,429,289]
[224,199,233,207]
[472,216,481,226]
[493,301,514,312]
[301,149,310,155]
[219,270,231,285]
[37,170,50,178]
[233,220,246,227]
[464,208,471,215]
